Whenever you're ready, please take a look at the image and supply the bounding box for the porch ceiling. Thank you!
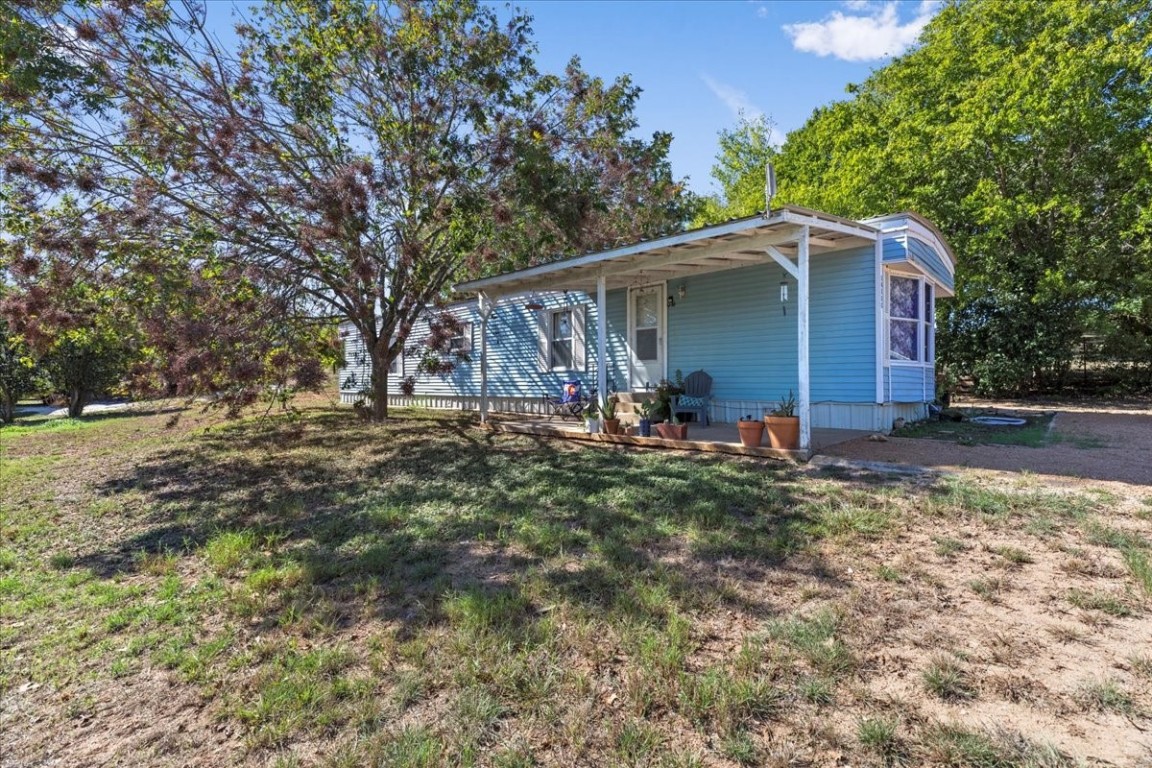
[455,206,877,297]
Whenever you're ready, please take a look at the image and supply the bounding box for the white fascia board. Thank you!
[780,210,879,240]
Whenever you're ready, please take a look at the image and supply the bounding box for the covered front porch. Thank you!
[455,205,882,453]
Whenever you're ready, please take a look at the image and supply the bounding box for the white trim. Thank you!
[596,275,607,406]
[478,292,493,424]
[765,245,799,280]
[874,236,884,404]
[797,225,811,452]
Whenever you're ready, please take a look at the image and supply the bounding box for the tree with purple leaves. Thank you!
[2,0,694,420]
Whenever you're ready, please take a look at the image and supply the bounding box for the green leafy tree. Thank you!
[0,318,39,423]
[749,0,1152,394]
[5,0,693,421]
[694,114,778,225]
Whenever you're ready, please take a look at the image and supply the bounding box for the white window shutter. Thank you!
[536,310,549,372]
[573,305,587,372]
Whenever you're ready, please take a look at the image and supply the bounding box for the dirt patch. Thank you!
[821,402,1152,489]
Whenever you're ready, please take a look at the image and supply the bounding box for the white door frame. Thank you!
[627,282,667,390]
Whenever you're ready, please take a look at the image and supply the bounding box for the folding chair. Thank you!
[543,380,585,421]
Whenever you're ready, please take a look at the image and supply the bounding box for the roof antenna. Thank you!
[764,162,777,216]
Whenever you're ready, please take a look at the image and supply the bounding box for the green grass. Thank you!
[1067,589,1136,617]
[858,717,899,754]
[893,409,1058,447]
[923,655,974,700]
[1076,678,1137,715]
[2,402,1148,766]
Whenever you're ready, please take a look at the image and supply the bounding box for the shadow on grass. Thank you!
[77,407,903,635]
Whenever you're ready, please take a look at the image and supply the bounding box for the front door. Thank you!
[628,284,665,390]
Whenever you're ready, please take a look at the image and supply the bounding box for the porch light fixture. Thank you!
[779,276,789,315]
[678,283,686,300]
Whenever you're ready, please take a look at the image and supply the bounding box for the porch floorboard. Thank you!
[486,415,871,462]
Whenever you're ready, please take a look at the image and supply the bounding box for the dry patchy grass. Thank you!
[2,399,1150,767]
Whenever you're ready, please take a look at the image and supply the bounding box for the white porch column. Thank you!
[478,291,494,424]
[798,225,811,453]
[596,274,608,406]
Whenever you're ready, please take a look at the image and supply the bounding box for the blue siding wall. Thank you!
[667,264,798,401]
[882,236,906,262]
[810,247,876,403]
[340,290,632,399]
[665,248,875,403]
[882,233,954,294]
[908,237,954,293]
[887,365,930,402]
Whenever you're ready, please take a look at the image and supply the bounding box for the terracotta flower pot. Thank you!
[737,419,765,448]
[602,418,621,435]
[764,415,800,450]
[655,422,688,440]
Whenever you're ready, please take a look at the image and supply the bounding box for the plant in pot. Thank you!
[737,414,765,448]
[583,399,600,434]
[656,409,688,440]
[764,390,799,449]
[601,395,621,435]
[636,399,657,437]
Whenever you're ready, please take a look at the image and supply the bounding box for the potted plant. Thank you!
[764,390,799,449]
[737,414,765,447]
[636,399,656,437]
[601,395,621,435]
[583,399,600,434]
[655,409,688,440]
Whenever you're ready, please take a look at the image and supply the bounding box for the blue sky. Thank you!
[207,0,939,195]
[510,0,940,194]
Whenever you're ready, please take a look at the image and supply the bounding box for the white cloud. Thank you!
[841,0,875,10]
[783,1,939,62]
[701,74,762,120]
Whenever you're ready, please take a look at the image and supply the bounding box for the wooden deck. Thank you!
[485,416,871,461]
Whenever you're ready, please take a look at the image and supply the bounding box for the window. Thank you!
[537,304,586,372]
[550,309,573,369]
[888,275,934,363]
[448,322,472,354]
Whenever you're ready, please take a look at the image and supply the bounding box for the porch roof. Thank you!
[453,205,878,297]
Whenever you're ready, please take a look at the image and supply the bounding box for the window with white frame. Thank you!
[448,322,472,354]
[889,275,934,363]
[549,309,573,369]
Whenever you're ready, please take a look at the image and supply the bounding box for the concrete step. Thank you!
[614,392,657,404]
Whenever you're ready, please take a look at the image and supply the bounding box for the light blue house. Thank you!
[338,205,955,452]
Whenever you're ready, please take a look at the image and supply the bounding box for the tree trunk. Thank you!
[0,391,13,424]
[370,346,389,422]
[68,387,86,418]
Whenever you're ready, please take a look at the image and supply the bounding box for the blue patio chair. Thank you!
[670,370,713,426]
[543,379,586,421]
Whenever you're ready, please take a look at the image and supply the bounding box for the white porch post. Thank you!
[798,225,811,453]
[478,291,493,424]
[596,274,608,406]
